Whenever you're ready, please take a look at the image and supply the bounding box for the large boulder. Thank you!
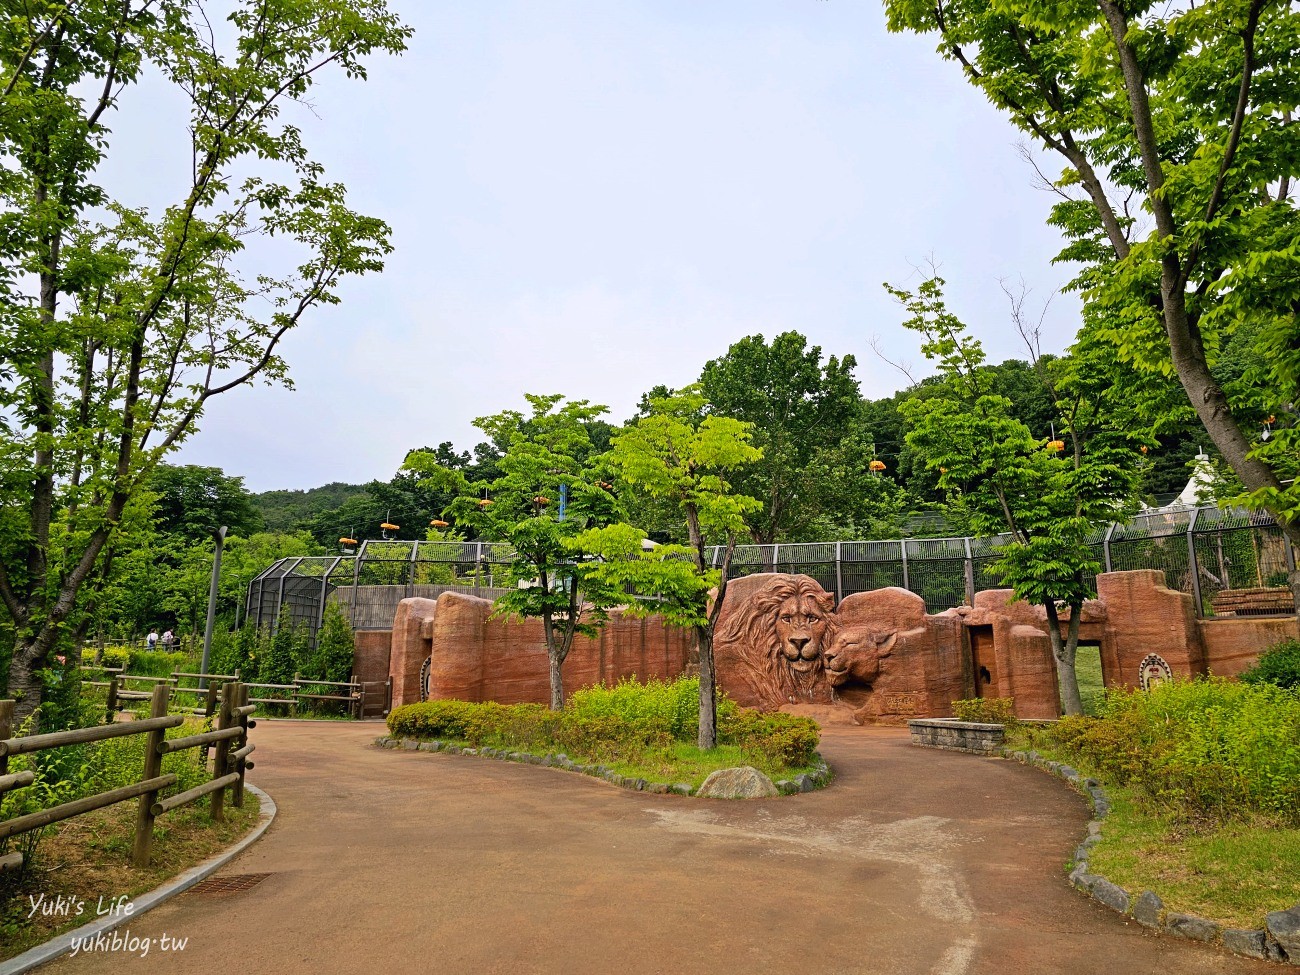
[695,766,780,799]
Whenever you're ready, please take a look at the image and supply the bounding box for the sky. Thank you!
[153,0,1083,493]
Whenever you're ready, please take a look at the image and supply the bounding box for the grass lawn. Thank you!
[1086,787,1300,928]
[1,795,261,960]
[1008,725,1300,929]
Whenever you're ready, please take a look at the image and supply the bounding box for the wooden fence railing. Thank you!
[0,682,256,872]
[80,667,373,720]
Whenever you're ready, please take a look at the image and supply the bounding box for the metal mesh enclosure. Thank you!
[247,504,1297,636]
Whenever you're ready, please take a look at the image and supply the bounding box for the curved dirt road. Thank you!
[44,722,1272,975]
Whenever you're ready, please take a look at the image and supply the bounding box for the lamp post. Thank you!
[200,526,228,689]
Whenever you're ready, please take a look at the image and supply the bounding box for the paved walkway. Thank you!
[46,722,1272,975]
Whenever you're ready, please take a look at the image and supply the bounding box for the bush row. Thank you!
[1047,677,1300,824]
[387,677,820,770]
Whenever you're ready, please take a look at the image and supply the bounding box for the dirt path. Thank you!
[43,722,1272,975]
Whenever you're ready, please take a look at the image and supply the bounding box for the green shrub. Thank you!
[952,697,1017,725]
[1049,677,1300,823]
[1240,639,1300,691]
[126,649,191,677]
[386,677,821,772]
[311,604,356,682]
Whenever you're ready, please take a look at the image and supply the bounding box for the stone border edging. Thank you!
[375,736,831,796]
[0,784,277,975]
[1003,748,1297,966]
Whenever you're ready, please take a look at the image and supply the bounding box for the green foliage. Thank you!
[386,678,821,772]
[148,465,262,543]
[310,604,356,683]
[951,697,1018,725]
[0,0,412,724]
[1049,679,1300,823]
[699,332,881,543]
[883,0,1300,535]
[406,395,629,709]
[1240,639,1300,691]
[889,276,1139,714]
[259,627,297,686]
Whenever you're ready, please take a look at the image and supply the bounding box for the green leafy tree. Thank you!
[891,278,1138,714]
[600,388,762,748]
[700,332,862,543]
[311,603,356,683]
[0,0,411,724]
[405,395,626,710]
[148,465,262,543]
[884,0,1300,589]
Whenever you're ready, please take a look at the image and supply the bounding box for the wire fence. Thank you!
[246,505,1298,637]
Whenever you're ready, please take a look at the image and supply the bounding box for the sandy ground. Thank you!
[43,721,1274,975]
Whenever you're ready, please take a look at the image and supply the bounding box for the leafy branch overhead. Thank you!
[0,0,411,724]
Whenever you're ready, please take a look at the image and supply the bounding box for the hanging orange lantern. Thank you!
[1046,439,1065,452]
[477,498,494,507]
[430,519,449,528]
[869,460,887,472]
[339,537,358,546]
[533,496,550,506]
[380,522,399,531]
[1139,445,1149,455]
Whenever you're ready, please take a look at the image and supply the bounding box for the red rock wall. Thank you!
[390,592,694,709]
[1096,570,1206,689]
[1198,615,1298,677]
[353,630,393,686]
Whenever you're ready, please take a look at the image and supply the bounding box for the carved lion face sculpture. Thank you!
[822,626,897,687]
[774,594,830,674]
[715,577,837,705]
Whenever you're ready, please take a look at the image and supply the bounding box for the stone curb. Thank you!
[0,784,278,975]
[374,736,832,798]
[1003,748,1295,966]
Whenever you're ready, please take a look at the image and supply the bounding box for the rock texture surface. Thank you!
[695,766,780,800]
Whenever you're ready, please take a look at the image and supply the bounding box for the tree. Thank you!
[884,0,1300,590]
[890,278,1137,714]
[149,465,262,543]
[602,388,762,748]
[700,332,862,544]
[0,1,410,723]
[405,395,626,710]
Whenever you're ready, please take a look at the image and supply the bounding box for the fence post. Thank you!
[211,682,234,824]
[131,684,170,867]
[834,541,844,605]
[962,537,976,606]
[385,675,392,716]
[232,683,249,809]
[105,674,119,724]
[0,700,12,779]
[900,539,910,592]
[1187,508,1204,617]
[1102,523,1117,574]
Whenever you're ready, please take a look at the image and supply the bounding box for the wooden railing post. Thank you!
[211,682,234,823]
[131,684,170,867]
[232,683,249,808]
[105,674,119,723]
[0,700,12,778]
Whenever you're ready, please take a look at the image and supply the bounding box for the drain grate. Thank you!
[187,873,272,896]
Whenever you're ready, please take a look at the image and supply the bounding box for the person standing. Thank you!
[161,629,174,652]
[147,628,159,650]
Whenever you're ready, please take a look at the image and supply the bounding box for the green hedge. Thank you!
[1241,638,1300,691]
[386,677,820,770]
[1048,677,1300,823]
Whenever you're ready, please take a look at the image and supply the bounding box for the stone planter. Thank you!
[907,717,1005,754]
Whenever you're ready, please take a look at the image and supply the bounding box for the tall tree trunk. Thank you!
[696,623,717,750]
[548,651,564,712]
[1044,600,1084,716]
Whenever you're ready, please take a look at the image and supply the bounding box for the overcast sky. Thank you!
[161,1,1081,493]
